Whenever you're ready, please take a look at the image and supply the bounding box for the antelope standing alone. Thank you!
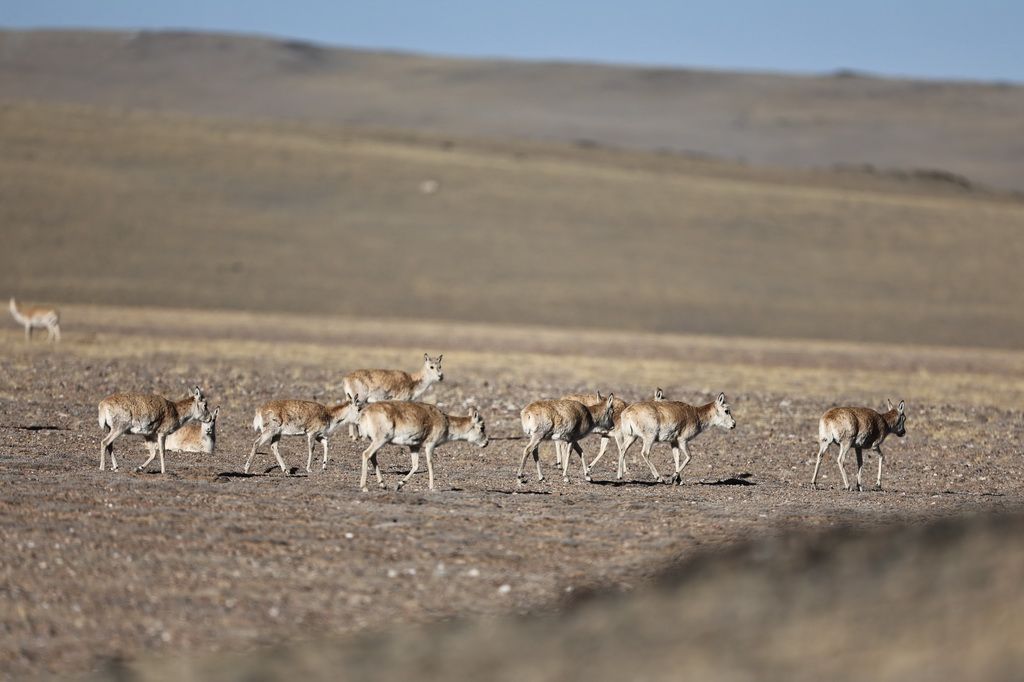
[812,400,906,491]
[618,392,736,484]
[245,396,364,474]
[517,395,616,484]
[358,401,488,492]
[164,406,219,454]
[98,387,212,474]
[342,354,444,438]
[9,297,60,342]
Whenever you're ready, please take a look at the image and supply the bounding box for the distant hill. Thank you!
[2,29,1023,192]
[3,29,1023,348]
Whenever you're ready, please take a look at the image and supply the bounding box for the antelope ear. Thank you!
[887,398,894,410]
[212,407,220,418]
[437,354,443,363]
[472,409,481,421]
[424,353,430,362]
[655,388,664,400]
[606,394,615,407]
[898,400,905,413]
[717,392,726,405]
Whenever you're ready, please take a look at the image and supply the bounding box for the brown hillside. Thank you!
[2,99,1023,348]
[2,29,1024,192]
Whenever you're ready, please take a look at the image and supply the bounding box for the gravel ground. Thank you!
[1,308,1023,680]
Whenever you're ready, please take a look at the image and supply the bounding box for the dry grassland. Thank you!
[2,100,1023,348]
[2,44,1024,679]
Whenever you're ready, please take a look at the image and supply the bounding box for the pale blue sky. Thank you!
[5,1,1023,83]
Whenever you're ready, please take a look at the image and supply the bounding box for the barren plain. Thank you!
[2,29,1024,682]
[2,308,1023,681]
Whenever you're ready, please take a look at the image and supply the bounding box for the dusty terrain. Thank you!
[2,307,1023,680]
[2,27,1024,681]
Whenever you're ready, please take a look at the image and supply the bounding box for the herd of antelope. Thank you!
[8,300,907,493]
[91,352,906,494]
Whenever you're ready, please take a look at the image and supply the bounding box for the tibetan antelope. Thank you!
[559,391,627,471]
[245,396,364,474]
[9,297,60,342]
[517,394,616,484]
[812,400,906,491]
[574,388,667,474]
[98,387,211,474]
[342,354,444,438]
[358,401,488,492]
[164,406,219,454]
[618,392,736,484]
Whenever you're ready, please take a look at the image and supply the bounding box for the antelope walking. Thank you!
[517,395,616,484]
[618,392,736,484]
[9,297,60,342]
[342,354,444,438]
[812,400,907,491]
[358,401,488,492]
[575,388,667,474]
[245,397,364,474]
[559,391,627,471]
[98,387,211,474]
[164,406,219,454]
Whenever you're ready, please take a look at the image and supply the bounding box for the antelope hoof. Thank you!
[396,482,405,491]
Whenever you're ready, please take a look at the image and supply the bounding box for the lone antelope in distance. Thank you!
[358,401,488,492]
[246,396,364,474]
[618,392,736,484]
[98,386,211,474]
[164,406,219,454]
[518,394,616,484]
[342,354,444,439]
[9,297,60,343]
[812,400,906,492]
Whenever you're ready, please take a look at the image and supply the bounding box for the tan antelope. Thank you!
[164,406,219,454]
[358,401,488,492]
[9,297,60,342]
[812,400,907,491]
[517,395,616,484]
[573,388,667,474]
[559,391,627,471]
[342,354,444,438]
[245,396,364,474]
[98,386,211,474]
[618,392,736,484]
